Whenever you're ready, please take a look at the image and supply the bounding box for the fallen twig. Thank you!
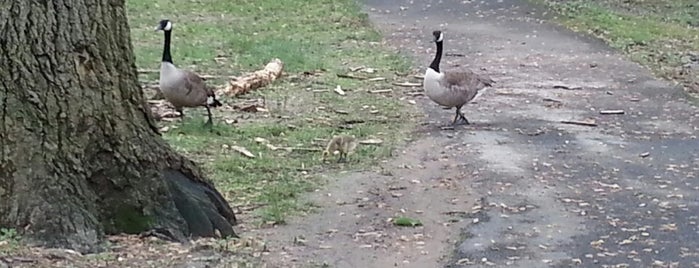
[367,77,387,82]
[137,68,159,74]
[230,146,255,158]
[553,85,583,90]
[560,119,597,127]
[370,89,392,94]
[445,52,465,57]
[599,110,625,115]
[337,73,366,80]
[393,81,422,87]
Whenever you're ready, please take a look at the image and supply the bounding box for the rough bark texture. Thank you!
[0,0,236,253]
[217,58,284,97]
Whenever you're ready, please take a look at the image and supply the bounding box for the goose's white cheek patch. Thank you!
[207,96,215,105]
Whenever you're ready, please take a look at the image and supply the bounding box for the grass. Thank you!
[126,0,419,224]
[539,0,699,95]
[0,228,20,254]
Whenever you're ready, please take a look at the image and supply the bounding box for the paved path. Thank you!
[365,0,699,267]
[254,0,698,267]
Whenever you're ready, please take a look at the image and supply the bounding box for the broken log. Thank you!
[218,58,284,97]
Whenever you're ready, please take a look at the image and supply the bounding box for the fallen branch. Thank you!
[218,58,284,97]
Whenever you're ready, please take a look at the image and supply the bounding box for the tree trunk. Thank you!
[0,0,237,253]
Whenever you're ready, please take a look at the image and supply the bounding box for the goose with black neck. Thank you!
[155,19,223,127]
[423,30,495,126]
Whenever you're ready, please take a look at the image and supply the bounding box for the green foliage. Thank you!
[0,227,20,253]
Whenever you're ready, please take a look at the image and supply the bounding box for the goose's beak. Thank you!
[155,25,162,31]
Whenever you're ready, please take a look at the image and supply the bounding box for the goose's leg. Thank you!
[337,152,347,163]
[453,106,470,125]
[203,105,214,127]
[451,109,460,125]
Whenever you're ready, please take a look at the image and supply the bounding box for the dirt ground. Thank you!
[252,0,699,267]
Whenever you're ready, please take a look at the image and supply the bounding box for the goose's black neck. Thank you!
[162,30,172,63]
[429,41,443,73]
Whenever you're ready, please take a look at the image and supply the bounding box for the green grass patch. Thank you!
[0,227,20,254]
[126,0,419,224]
[540,0,699,94]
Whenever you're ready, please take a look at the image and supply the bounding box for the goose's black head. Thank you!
[155,19,173,32]
[432,30,444,43]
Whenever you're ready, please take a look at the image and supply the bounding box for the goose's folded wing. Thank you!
[183,71,211,97]
[443,70,494,91]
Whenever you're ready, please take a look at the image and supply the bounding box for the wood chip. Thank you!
[231,146,255,158]
[367,77,386,82]
[639,152,650,158]
[370,89,392,94]
[599,110,625,115]
[333,85,346,95]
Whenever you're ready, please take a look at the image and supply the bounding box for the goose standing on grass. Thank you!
[155,19,222,127]
[423,30,494,126]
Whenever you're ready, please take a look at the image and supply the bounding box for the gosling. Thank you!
[322,135,358,163]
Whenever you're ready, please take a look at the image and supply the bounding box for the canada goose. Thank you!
[155,19,222,126]
[322,135,358,163]
[423,30,494,125]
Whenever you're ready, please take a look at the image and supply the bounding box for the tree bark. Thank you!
[0,0,236,253]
